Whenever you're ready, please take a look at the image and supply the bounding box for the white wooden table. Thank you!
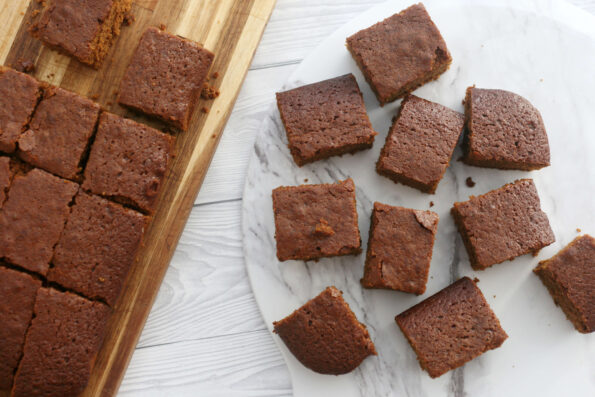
[118,1,595,395]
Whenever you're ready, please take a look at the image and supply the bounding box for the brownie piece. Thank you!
[272,179,361,261]
[0,168,78,275]
[346,3,451,105]
[48,192,148,306]
[534,235,595,333]
[29,0,132,68]
[118,27,215,131]
[0,67,42,153]
[83,112,175,213]
[18,86,101,180]
[396,277,508,378]
[12,288,110,397]
[362,202,438,295]
[273,286,376,375]
[463,87,550,170]
[0,266,41,392]
[0,156,13,207]
[377,95,463,193]
[452,179,555,270]
[276,74,377,166]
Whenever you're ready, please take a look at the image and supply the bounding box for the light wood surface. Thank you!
[120,1,595,396]
[0,0,276,396]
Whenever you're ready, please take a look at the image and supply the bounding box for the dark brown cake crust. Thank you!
[534,235,595,333]
[276,74,377,166]
[83,112,175,213]
[0,67,42,153]
[362,202,438,295]
[396,277,508,378]
[346,3,451,105]
[18,86,101,180]
[273,286,376,375]
[12,288,110,397]
[377,95,464,193]
[48,192,148,306]
[272,179,361,261]
[463,87,550,170]
[451,179,555,270]
[29,0,132,68]
[0,168,78,275]
[0,266,41,392]
[118,27,215,131]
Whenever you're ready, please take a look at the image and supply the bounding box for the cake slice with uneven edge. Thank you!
[12,288,110,397]
[463,87,550,170]
[0,67,42,153]
[346,3,451,105]
[0,266,41,392]
[48,192,149,306]
[534,235,595,333]
[273,286,376,375]
[376,95,464,193]
[118,27,215,131]
[451,179,555,270]
[396,277,508,378]
[276,74,377,166]
[29,0,132,68]
[361,202,438,295]
[272,179,361,261]
[0,168,79,275]
[83,112,175,214]
[18,86,101,180]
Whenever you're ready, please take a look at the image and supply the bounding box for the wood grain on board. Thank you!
[0,0,276,395]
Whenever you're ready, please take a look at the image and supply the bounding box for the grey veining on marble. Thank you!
[242,0,595,396]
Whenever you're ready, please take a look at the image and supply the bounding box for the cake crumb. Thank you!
[211,72,220,79]
[158,23,167,31]
[465,177,476,187]
[493,295,496,298]
[473,277,480,283]
[31,9,40,17]
[211,134,216,139]
[304,178,308,183]
[201,106,209,113]
[14,59,35,73]
[429,201,434,207]
[201,83,220,99]
[576,228,582,233]
[123,12,135,26]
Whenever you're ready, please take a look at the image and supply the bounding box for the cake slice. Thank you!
[273,286,376,375]
[29,0,132,67]
[396,277,508,378]
[534,235,595,333]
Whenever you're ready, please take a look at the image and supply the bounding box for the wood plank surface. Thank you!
[0,0,276,395]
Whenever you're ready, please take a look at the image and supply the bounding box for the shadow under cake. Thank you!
[346,3,451,105]
[29,0,132,68]
[276,74,377,166]
[0,266,41,393]
[272,178,361,261]
[273,286,376,375]
[118,27,215,131]
[362,202,438,295]
[12,288,110,397]
[376,94,464,193]
[451,178,555,270]
[396,277,508,378]
[534,234,595,333]
[463,87,550,170]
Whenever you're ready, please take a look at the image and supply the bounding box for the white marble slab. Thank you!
[242,0,595,396]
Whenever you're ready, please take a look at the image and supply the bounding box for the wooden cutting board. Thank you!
[0,0,276,395]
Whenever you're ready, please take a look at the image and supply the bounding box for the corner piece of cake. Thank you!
[276,74,377,166]
[273,286,376,375]
[362,202,438,295]
[272,178,361,261]
[396,277,508,378]
[534,234,595,333]
[346,3,451,105]
[29,0,132,68]
[463,87,550,170]
[451,179,555,270]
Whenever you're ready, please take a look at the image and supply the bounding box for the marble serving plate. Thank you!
[242,0,595,395]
